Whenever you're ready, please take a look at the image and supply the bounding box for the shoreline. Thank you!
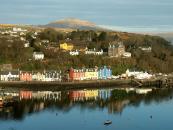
[0,80,133,90]
[0,78,172,91]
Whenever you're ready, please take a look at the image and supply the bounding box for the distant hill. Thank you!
[154,33,173,45]
[43,18,107,31]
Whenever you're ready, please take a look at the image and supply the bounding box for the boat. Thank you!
[104,120,112,125]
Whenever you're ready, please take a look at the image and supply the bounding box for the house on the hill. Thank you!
[60,43,74,51]
[33,52,44,60]
[108,41,125,57]
[85,48,103,55]
[108,41,131,58]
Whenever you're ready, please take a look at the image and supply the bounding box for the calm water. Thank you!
[0,87,173,130]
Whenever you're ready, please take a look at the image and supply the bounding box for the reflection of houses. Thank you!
[136,88,152,94]
[32,91,61,101]
[69,90,98,101]
[0,70,19,81]
[20,71,32,81]
[20,91,32,100]
[108,100,130,114]
[98,89,111,100]
[60,43,74,51]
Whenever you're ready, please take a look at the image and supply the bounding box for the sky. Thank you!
[1,0,173,32]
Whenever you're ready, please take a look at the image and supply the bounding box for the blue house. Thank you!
[98,66,112,79]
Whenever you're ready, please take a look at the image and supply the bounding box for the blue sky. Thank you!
[1,0,173,32]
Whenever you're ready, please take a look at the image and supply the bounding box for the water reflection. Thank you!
[0,87,173,121]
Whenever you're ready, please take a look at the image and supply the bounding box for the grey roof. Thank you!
[0,70,19,75]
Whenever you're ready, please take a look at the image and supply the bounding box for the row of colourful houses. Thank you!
[69,66,112,81]
[0,70,61,82]
[0,66,112,82]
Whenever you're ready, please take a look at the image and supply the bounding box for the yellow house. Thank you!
[60,43,74,51]
[84,69,98,80]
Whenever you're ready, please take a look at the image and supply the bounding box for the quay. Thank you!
[0,77,173,91]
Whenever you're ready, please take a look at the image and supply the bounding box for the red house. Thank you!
[69,68,85,81]
[20,71,32,81]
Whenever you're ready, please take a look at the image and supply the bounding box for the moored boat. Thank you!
[104,120,112,125]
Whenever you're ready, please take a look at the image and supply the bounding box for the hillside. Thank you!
[0,22,173,74]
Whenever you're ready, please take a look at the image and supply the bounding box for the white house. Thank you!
[24,41,30,48]
[44,71,61,81]
[0,71,19,81]
[13,27,27,32]
[85,48,103,55]
[32,72,45,81]
[123,52,131,58]
[125,69,153,80]
[33,52,44,60]
[139,47,152,52]
[70,50,79,56]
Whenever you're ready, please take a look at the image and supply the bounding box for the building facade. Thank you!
[108,41,125,57]
[0,70,19,81]
[44,70,61,81]
[60,43,74,51]
[69,66,112,81]
[33,52,44,60]
[20,71,32,81]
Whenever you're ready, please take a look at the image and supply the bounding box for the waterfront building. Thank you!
[69,68,85,81]
[125,69,153,79]
[44,70,61,81]
[98,66,112,79]
[33,52,44,60]
[20,71,32,81]
[84,68,98,80]
[32,72,45,81]
[0,70,19,81]
[69,66,112,81]
[60,43,74,51]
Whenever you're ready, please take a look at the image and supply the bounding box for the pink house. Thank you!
[20,71,32,81]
